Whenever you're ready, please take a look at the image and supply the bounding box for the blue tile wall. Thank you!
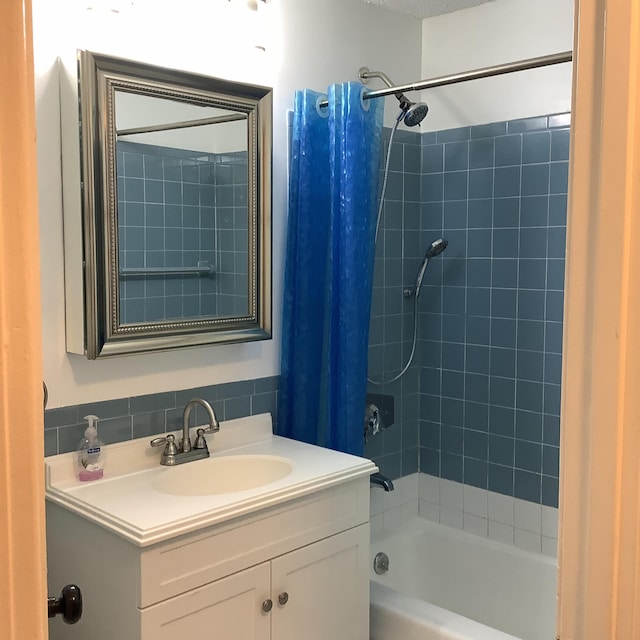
[418,113,569,508]
[117,142,248,324]
[365,127,423,480]
[44,376,280,457]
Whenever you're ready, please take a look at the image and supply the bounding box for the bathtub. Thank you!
[369,517,557,640]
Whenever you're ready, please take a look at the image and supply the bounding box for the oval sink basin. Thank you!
[151,454,293,496]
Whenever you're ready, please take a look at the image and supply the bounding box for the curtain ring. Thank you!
[360,85,370,111]
[315,95,329,118]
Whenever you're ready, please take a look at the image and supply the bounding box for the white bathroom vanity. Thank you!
[45,414,376,640]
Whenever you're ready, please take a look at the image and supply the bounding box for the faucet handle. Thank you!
[193,428,209,451]
[150,434,179,465]
[150,433,175,448]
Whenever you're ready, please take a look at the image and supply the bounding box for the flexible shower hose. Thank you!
[367,110,421,386]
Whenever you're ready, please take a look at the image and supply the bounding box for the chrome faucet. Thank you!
[150,398,220,466]
[181,398,220,453]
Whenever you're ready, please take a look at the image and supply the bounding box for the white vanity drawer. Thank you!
[139,478,370,607]
[140,562,271,640]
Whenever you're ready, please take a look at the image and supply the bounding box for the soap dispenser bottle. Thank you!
[76,414,105,481]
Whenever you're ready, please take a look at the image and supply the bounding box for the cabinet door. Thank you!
[270,524,369,640]
[140,561,270,640]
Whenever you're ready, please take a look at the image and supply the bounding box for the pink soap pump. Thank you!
[76,414,105,481]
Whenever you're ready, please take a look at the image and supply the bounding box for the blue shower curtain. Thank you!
[279,83,384,456]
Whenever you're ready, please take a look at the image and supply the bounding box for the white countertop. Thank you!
[45,413,377,547]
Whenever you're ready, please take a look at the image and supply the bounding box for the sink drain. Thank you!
[373,551,389,575]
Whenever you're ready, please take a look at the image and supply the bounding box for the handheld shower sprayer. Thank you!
[370,236,449,386]
[413,238,448,298]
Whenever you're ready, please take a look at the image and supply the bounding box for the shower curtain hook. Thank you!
[315,95,329,118]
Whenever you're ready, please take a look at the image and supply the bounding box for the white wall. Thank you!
[33,0,422,407]
[420,0,574,131]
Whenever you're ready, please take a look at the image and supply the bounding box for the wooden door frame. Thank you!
[1,0,640,638]
[0,0,48,638]
[558,0,640,637]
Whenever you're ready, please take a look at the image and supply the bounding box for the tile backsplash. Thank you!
[44,376,279,457]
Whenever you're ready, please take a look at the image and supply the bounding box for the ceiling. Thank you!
[361,0,496,19]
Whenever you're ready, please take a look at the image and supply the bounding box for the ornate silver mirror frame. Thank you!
[74,50,272,359]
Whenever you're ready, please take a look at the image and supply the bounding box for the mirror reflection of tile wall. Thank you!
[116,141,248,323]
[215,150,249,317]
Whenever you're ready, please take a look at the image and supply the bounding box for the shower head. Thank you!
[414,238,448,297]
[401,101,429,127]
[359,67,429,127]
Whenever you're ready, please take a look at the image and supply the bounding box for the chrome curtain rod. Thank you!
[318,50,573,109]
[117,112,246,137]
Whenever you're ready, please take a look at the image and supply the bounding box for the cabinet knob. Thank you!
[278,592,289,606]
[47,584,83,624]
[262,599,273,613]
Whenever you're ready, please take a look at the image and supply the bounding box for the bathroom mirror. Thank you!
[72,50,272,359]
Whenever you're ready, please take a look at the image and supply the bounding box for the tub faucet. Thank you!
[150,398,220,466]
[370,472,394,492]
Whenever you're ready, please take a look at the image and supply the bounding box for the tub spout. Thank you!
[370,472,394,492]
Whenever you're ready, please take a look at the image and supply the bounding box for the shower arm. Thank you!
[358,67,407,104]
[317,50,572,109]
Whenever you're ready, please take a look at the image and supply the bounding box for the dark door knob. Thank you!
[48,584,83,624]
